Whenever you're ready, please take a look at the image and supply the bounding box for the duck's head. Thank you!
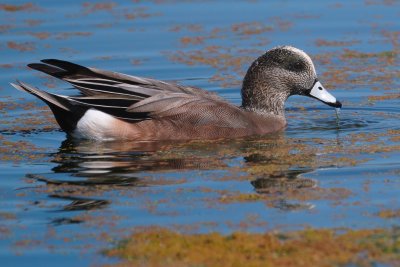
[242,45,342,116]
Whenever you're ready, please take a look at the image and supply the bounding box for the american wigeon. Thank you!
[11,46,341,141]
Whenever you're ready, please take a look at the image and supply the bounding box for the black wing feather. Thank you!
[24,59,230,124]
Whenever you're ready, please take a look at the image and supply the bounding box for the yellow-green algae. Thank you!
[377,209,400,219]
[105,227,400,267]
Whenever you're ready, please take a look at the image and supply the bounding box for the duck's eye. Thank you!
[288,61,305,72]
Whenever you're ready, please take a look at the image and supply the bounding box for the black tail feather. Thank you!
[10,81,86,132]
[40,59,93,76]
[27,63,67,79]
[27,59,92,80]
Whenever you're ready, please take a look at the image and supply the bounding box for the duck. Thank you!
[11,45,342,141]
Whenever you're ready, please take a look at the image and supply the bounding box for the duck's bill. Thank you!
[306,80,342,108]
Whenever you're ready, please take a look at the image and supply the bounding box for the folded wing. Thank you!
[25,59,249,129]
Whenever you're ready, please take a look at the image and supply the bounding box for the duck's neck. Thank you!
[241,87,288,117]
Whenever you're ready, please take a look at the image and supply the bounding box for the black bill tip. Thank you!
[327,100,342,108]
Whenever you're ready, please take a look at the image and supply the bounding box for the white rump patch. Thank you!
[73,109,117,140]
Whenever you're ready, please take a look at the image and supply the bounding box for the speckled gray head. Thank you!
[242,45,342,116]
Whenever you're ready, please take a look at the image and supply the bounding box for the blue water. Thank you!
[1,0,399,266]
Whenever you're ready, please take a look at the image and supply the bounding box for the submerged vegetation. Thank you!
[105,227,400,267]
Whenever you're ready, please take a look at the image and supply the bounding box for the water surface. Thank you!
[0,0,399,266]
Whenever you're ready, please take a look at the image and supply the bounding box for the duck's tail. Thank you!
[10,81,86,133]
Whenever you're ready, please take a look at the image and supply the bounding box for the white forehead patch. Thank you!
[282,46,316,74]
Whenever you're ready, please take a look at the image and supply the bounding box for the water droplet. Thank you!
[335,107,341,124]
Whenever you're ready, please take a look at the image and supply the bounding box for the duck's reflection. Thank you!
[50,195,109,211]
[250,174,316,211]
[52,139,226,176]
[28,135,324,222]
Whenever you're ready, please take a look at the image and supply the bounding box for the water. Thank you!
[0,0,399,266]
[335,107,340,124]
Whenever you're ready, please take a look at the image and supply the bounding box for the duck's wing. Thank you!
[127,92,251,129]
[23,59,248,128]
[28,59,220,100]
